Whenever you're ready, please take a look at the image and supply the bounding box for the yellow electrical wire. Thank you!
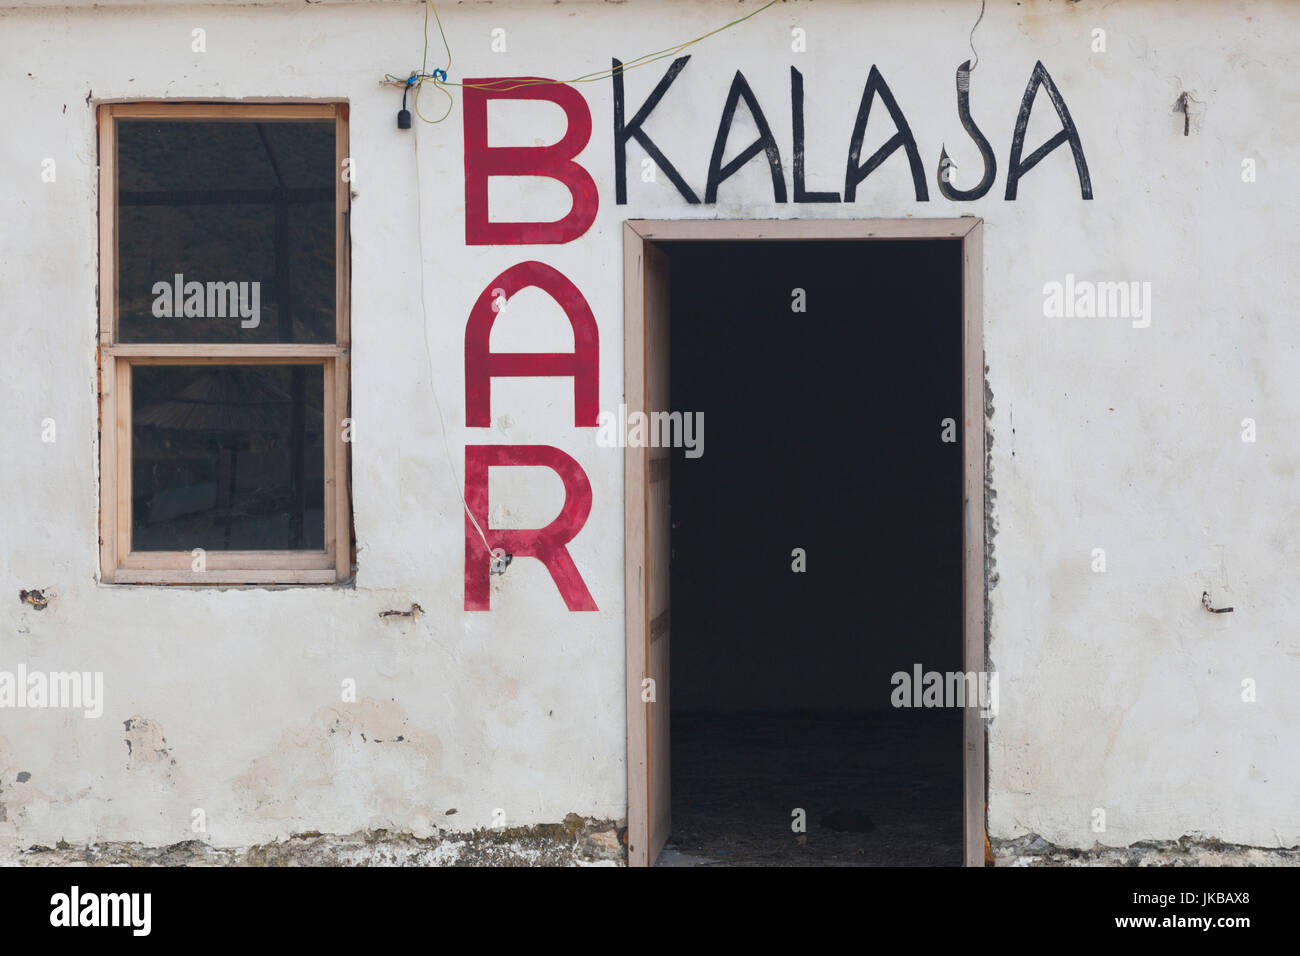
[391,0,781,124]
[413,79,455,125]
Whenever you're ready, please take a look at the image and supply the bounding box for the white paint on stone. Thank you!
[0,0,1296,858]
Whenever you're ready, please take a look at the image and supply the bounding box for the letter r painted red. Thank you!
[464,444,598,611]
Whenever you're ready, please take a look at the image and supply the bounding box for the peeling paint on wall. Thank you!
[992,833,1300,867]
[11,819,626,867]
[233,699,451,834]
[123,717,174,771]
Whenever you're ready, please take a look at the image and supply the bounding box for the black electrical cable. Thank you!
[398,79,412,129]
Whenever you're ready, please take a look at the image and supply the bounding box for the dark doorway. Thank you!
[660,239,965,866]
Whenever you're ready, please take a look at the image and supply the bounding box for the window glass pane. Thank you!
[131,365,325,551]
[117,120,336,344]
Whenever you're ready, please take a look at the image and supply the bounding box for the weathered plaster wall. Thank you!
[0,0,1296,861]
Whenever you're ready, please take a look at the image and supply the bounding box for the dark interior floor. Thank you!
[662,711,964,867]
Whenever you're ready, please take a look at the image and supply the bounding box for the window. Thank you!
[97,103,352,584]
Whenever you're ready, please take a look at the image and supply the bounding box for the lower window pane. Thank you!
[131,364,325,552]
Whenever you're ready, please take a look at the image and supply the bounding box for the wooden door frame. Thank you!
[623,217,986,867]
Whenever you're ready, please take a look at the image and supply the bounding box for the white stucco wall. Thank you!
[0,0,1295,857]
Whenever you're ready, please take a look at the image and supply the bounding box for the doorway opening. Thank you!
[624,219,985,867]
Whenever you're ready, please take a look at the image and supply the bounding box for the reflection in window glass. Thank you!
[131,365,325,551]
[117,120,335,344]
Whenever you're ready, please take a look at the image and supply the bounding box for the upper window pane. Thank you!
[116,120,336,344]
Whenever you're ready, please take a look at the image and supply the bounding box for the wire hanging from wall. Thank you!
[409,105,504,569]
[385,0,782,127]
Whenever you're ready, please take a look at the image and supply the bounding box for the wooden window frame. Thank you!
[97,102,352,585]
[623,217,985,866]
